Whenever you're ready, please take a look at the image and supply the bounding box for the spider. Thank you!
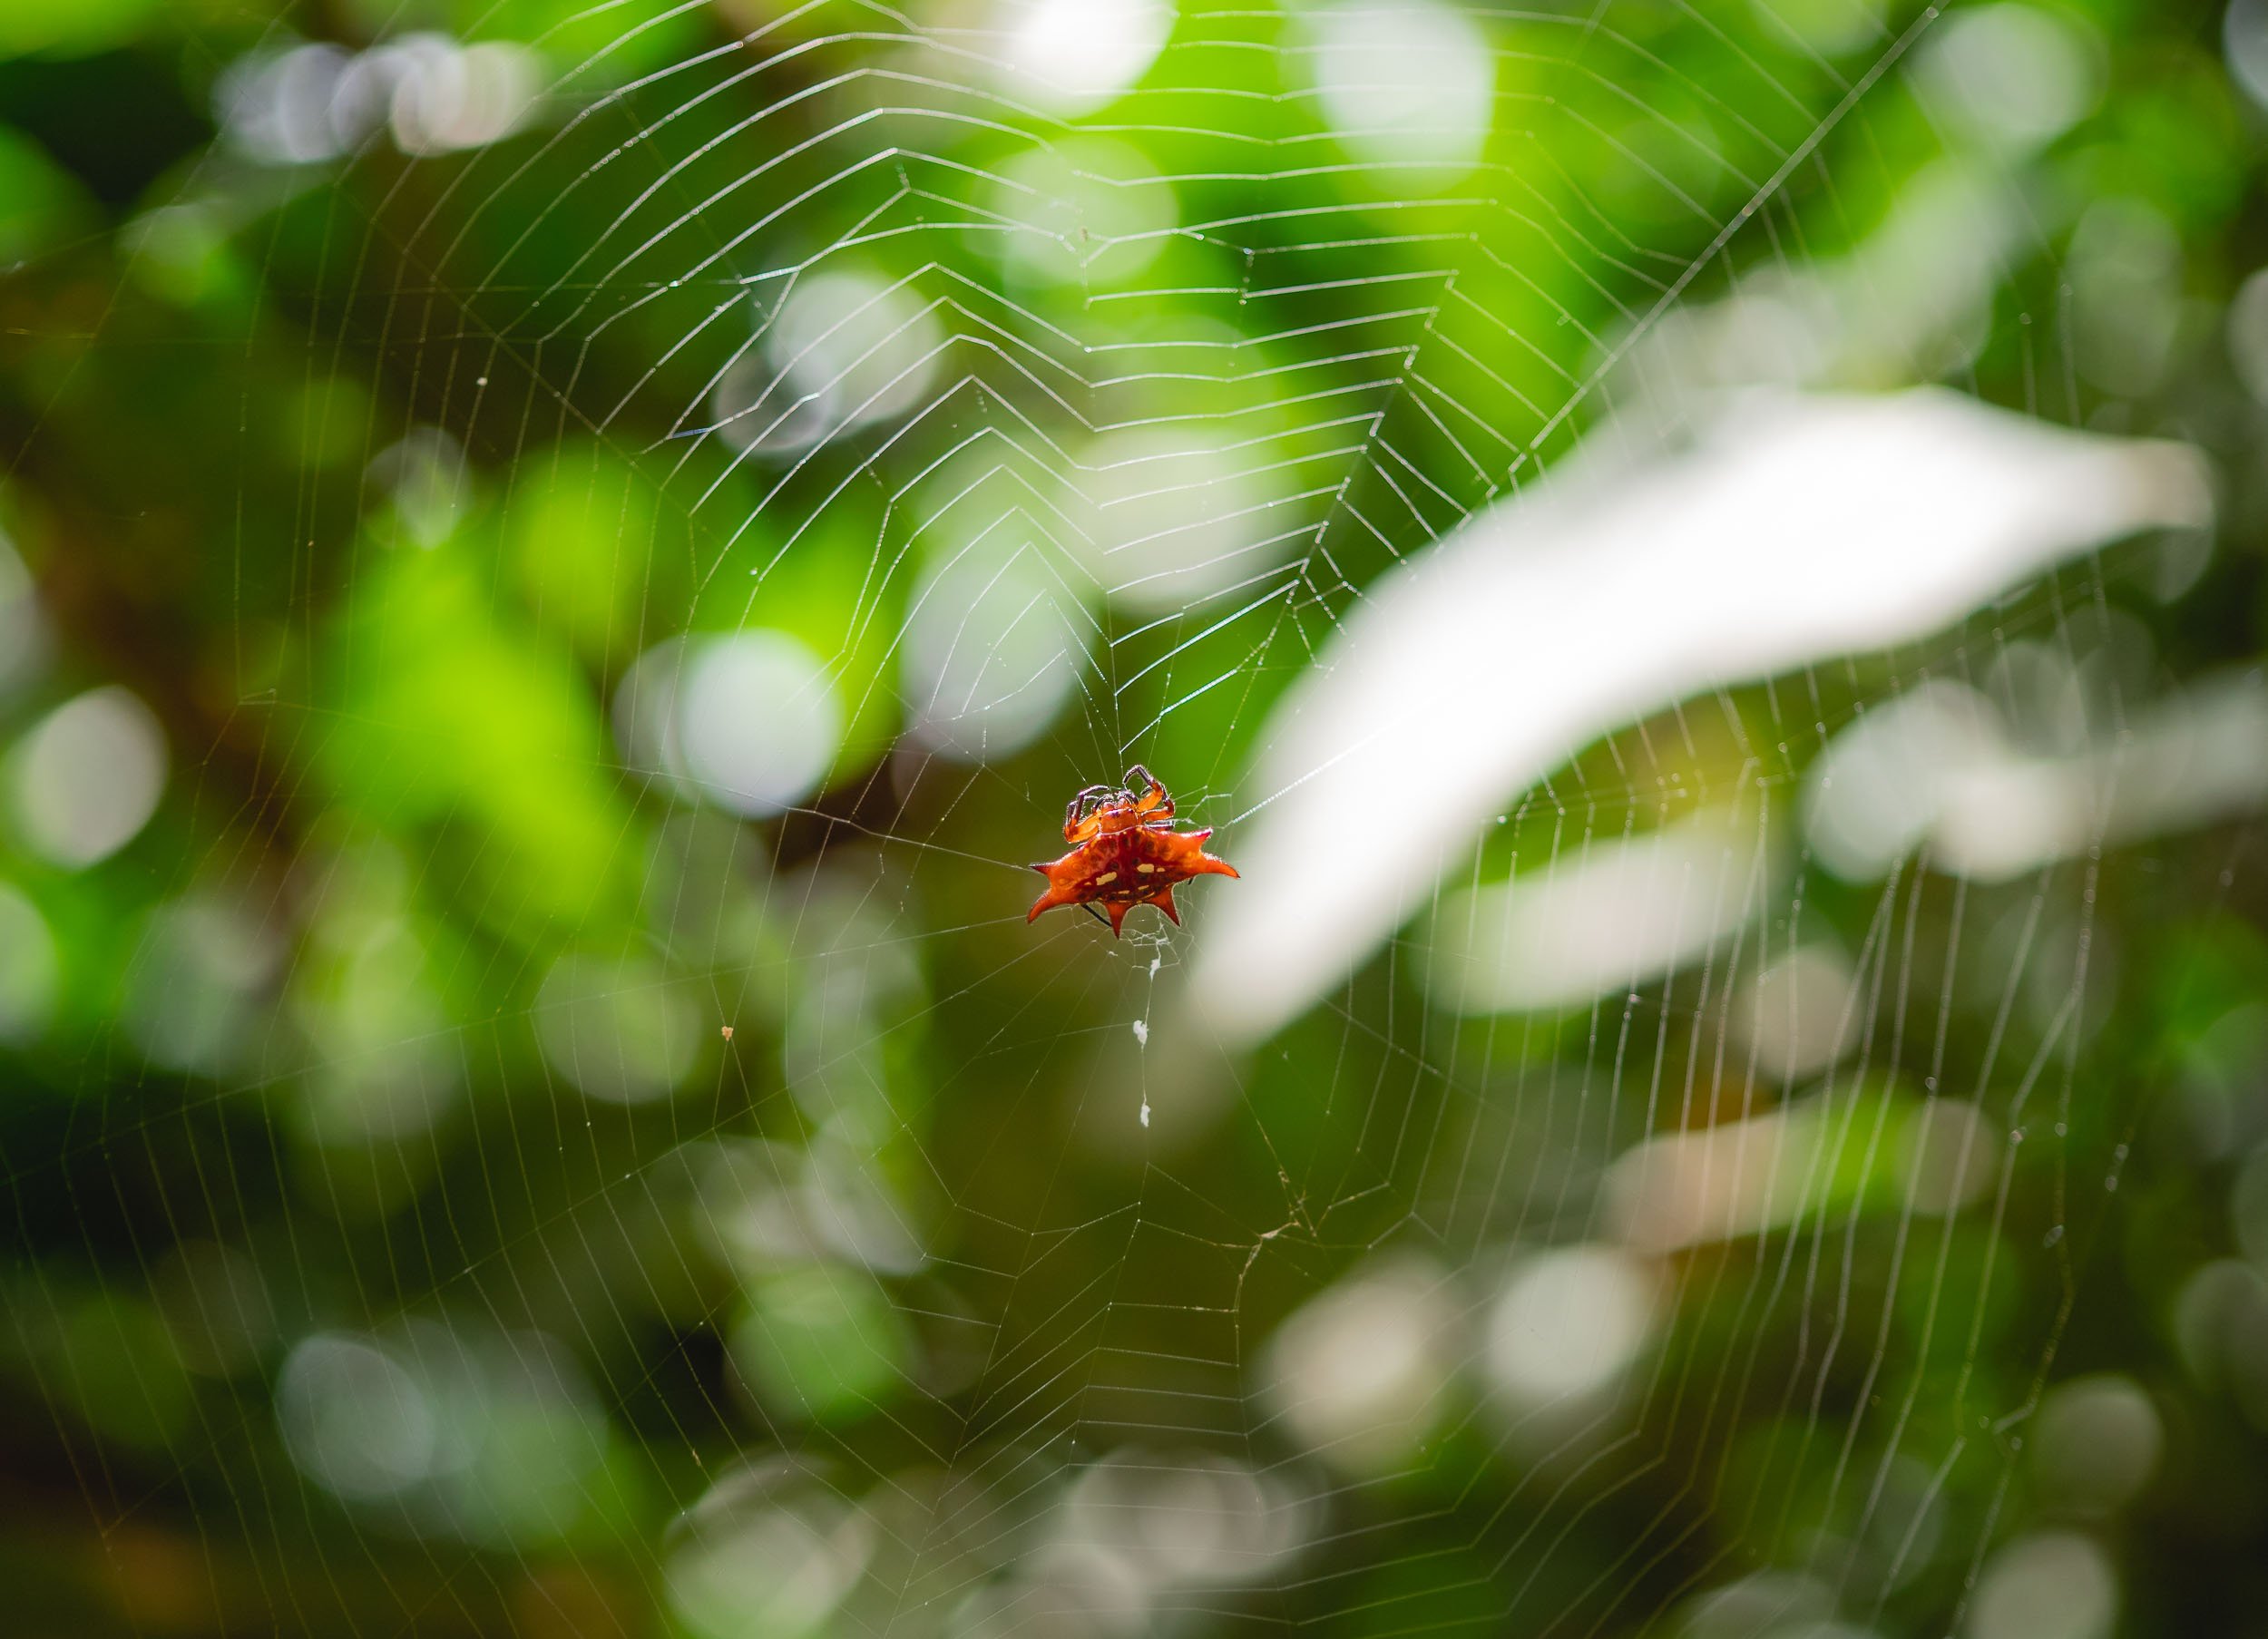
[1027,765,1239,937]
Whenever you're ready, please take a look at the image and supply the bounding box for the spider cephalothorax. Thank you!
[1027,765,1239,937]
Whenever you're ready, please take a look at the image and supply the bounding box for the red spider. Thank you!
[1027,765,1238,937]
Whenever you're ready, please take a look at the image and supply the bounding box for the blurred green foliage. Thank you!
[2,1,2267,1636]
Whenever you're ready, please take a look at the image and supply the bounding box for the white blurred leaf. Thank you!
[1191,389,2211,1044]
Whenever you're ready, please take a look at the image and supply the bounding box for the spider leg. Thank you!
[1124,764,1174,823]
[1080,902,1111,930]
[1065,784,1119,840]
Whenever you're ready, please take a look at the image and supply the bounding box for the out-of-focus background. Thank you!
[5,1,2268,1634]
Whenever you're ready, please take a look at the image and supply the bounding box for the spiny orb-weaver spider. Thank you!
[1027,765,1239,937]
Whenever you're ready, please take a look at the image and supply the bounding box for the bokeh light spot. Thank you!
[535,951,701,1106]
[1264,1255,1455,1473]
[0,881,59,1043]
[676,630,844,818]
[1966,1532,2116,1639]
[1911,5,2099,153]
[2029,1375,2162,1517]
[1304,0,1495,179]
[9,685,168,870]
[993,0,1172,115]
[1486,1244,1658,1418]
[278,1333,439,1502]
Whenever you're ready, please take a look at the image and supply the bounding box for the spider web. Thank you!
[5,2,2256,1637]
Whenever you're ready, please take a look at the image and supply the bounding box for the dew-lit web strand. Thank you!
[1547,866,1917,1624]
[315,36,1152,838]
[717,361,1330,773]
[280,832,1148,1557]
[1952,355,2147,1600]
[1798,863,1948,1559]
[608,189,1379,797]
[688,273,1401,586]
[148,128,1021,1632]
[1461,602,2077,1632]
[1571,867,1792,1633]
[1378,801,1771,1605]
[1843,576,2126,1541]
[20,570,2126,1199]
[283,159,886,1625]
[1840,876,1994,1604]
[1297,551,2077,1614]
[501,0,1751,784]
[344,132,781,1615]
[121,15,719,1626]
[496,20,1724,564]
[1208,4,1909,845]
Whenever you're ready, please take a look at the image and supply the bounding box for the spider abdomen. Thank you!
[1026,771,1239,937]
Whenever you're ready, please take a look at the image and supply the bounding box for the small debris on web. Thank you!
[1135,1016,1152,1126]
[719,1024,734,1041]
[1149,956,1161,977]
